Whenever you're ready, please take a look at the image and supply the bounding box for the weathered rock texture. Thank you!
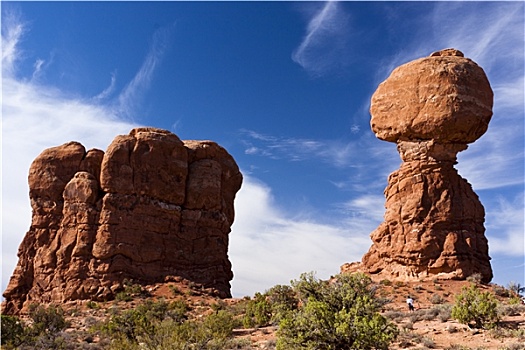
[342,49,493,282]
[3,128,242,314]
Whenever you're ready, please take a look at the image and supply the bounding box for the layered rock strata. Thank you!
[3,128,242,314]
[343,49,493,282]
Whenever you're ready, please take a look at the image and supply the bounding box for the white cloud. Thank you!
[486,193,525,257]
[229,176,372,297]
[292,1,351,77]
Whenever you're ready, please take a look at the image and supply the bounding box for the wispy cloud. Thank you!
[239,128,400,195]
[93,71,117,102]
[240,129,371,168]
[1,9,24,77]
[115,24,174,119]
[292,1,351,77]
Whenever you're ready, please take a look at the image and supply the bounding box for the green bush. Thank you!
[451,284,499,329]
[115,279,147,301]
[276,272,398,350]
[1,314,25,347]
[243,284,299,328]
[243,292,272,328]
[101,299,236,350]
[28,304,69,335]
[265,284,299,323]
[2,304,70,349]
[102,299,186,341]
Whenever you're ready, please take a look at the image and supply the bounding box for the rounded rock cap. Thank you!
[370,48,493,144]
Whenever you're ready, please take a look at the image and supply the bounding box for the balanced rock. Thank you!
[342,49,493,282]
[3,128,242,314]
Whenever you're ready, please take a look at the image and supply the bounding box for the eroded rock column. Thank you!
[359,49,494,282]
[3,128,242,314]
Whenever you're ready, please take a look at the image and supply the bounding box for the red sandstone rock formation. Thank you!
[2,128,242,314]
[342,49,493,282]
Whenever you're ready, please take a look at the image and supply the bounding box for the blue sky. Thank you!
[2,1,524,298]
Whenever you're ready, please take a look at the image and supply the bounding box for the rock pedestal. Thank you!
[3,128,242,314]
[343,49,493,282]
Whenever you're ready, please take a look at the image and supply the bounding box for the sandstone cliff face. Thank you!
[342,49,493,282]
[3,128,242,314]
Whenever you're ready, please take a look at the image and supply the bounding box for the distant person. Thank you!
[406,296,415,312]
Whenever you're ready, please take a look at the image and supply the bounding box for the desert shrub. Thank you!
[422,336,436,348]
[265,284,299,323]
[86,300,100,309]
[508,296,523,305]
[430,293,446,304]
[101,299,187,342]
[379,279,392,286]
[451,284,499,329]
[168,284,182,296]
[409,310,425,323]
[276,272,398,350]
[394,281,405,288]
[162,310,235,349]
[446,345,472,350]
[466,273,483,284]
[115,279,147,302]
[493,285,511,298]
[115,291,133,302]
[507,281,525,297]
[396,329,421,348]
[102,299,234,350]
[243,284,298,328]
[413,285,424,292]
[202,309,236,341]
[228,337,252,349]
[423,307,439,320]
[384,310,405,322]
[435,304,452,322]
[403,321,414,330]
[3,304,71,349]
[242,292,272,328]
[446,325,458,333]
[210,300,227,312]
[1,314,25,347]
[28,304,69,335]
[489,326,525,341]
[500,344,525,350]
[498,303,525,317]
